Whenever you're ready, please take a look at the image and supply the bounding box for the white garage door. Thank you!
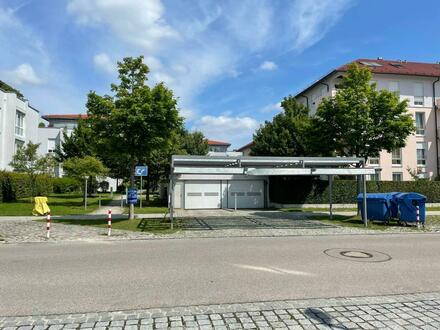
[185,181,221,209]
[228,180,264,209]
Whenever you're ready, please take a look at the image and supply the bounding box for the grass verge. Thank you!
[282,207,357,212]
[312,214,437,230]
[39,217,178,234]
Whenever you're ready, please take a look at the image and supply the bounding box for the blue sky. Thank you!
[1,0,440,148]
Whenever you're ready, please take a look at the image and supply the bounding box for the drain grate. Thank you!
[324,248,391,263]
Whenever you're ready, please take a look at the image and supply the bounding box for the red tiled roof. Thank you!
[236,141,254,151]
[296,58,440,97]
[207,139,231,146]
[339,58,440,77]
[42,114,88,120]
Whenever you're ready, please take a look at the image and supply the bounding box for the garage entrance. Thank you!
[184,181,221,209]
[182,179,265,209]
[169,155,375,226]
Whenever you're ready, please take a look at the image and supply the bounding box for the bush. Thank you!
[269,176,440,204]
[0,171,53,201]
[52,177,82,194]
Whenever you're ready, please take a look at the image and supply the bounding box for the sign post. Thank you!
[135,166,148,209]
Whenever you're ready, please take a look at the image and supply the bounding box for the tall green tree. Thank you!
[86,56,183,219]
[55,119,94,162]
[251,96,311,156]
[63,156,108,207]
[9,142,56,198]
[311,63,415,161]
[181,130,209,155]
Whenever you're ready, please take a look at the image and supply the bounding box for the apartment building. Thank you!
[0,82,40,170]
[295,58,440,181]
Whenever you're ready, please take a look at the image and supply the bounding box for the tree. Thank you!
[55,119,94,162]
[251,96,311,156]
[181,130,209,155]
[86,56,183,219]
[62,156,108,208]
[311,63,415,161]
[9,142,56,198]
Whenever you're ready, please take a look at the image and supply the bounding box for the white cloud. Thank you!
[192,115,259,146]
[66,0,353,125]
[67,0,179,51]
[93,53,114,74]
[260,61,278,71]
[260,102,282,113]
[290,0,352,51]
[5,63,42,86]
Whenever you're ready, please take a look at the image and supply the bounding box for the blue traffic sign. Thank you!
[135,166,148,177]
[127,188,138,204]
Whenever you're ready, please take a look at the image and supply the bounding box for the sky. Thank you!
[1,0,440,149]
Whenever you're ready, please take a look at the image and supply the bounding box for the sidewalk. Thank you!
[1,291,439,329]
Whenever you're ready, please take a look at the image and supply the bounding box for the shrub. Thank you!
[269,176,440,204]
[52,177,82,194]
[0,171,53,201]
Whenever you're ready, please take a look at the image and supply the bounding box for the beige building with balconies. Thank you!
[295,58,440,181]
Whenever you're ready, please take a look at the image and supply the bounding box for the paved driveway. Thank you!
[176,215,335,230]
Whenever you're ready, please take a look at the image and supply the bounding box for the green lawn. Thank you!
[41,217,178,234]
[0,193,114,216]
[123,196,168,214]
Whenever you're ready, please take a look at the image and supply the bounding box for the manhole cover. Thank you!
[324,248,391,263]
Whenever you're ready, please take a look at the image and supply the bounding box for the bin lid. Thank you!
[357,193,393,201]
[395,192,427,201]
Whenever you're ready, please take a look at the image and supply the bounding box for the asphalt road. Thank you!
[1,234,440,316]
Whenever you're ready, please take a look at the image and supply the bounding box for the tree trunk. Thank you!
[128,160,136,220]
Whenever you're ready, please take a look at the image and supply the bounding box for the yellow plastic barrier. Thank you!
[33,196,50,216]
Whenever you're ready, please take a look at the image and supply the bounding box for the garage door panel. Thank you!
[228,180,264,209]
[185,181,221,209]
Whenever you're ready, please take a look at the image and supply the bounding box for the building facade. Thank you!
[295,58,440,181]
[0,85,40,170]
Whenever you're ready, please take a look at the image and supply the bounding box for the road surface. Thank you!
[1,233,439,316]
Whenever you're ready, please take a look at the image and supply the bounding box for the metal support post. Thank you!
[140,176,143,209]
[362,174,368,227]
[84,177,88,210]
[329,175,333,220]
[169,175,174,230]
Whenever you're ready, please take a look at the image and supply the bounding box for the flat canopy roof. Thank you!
[171,155,376,176]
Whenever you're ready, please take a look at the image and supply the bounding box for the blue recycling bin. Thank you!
[394,192,426,224]
[357,193,394,221]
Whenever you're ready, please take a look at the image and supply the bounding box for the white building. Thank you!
[295,58,440,181]
[0,82,40,170]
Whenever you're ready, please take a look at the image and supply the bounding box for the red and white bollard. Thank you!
[46,212,51,239]
[416,205,420,229]
[107,209,112,236]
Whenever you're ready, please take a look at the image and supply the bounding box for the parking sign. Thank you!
[135,166,148,177]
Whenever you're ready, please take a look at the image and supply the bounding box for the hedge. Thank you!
[52,177,82,194]
[0,171,53,202]
[269,176,440,204]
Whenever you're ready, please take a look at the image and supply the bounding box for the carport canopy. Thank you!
[169,155,376,227]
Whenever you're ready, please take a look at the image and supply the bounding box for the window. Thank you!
[15,111,25,136]
[416,142,426,165]
[369,157,379,166]
[47,139,56,153]
[414,83,424,106]
[14,139,24,154]
[389,81,399,97]
[392,172,402,181]
[392,148,402,165]
[415,112,425,135]
[368,173,380,181]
